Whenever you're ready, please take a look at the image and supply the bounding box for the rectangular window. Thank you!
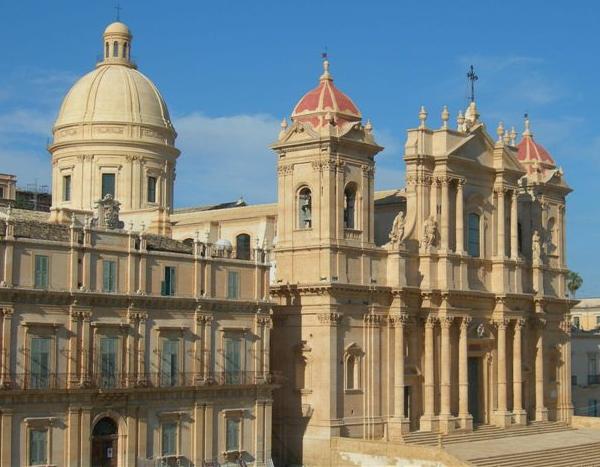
[161,266,176,296]
[0,186,4,199]
[161,422,177,456]
[29,429,47,465]
[227,271,239,299]
[34,255,49,289]
[161,338,178,386]
[590,399,599,417]
[467,213,481,257]
[100,337,117,388]
[62,175,71,202]
[226,418,240,452]
[147,176,157,203]
[574,316,581,328]
[30,337,50,389]
[224,337,241,384]
[101,173,116,198]
[102,260,117,293]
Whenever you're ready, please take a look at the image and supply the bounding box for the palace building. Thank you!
[0,18,580,467]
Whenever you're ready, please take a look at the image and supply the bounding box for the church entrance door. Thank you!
[468,357,481,423]
[91,417,118,467]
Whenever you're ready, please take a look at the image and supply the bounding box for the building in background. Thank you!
[571,298,600,330]
[572,326,600,416]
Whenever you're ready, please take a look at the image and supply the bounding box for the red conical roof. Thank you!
[516,119,556,176]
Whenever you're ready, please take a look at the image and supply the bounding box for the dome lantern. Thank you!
[100,21,135,68]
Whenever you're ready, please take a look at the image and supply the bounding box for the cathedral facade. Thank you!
[1,19,574,467]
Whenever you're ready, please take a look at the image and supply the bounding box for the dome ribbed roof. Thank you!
[291,59,361,129]
[54,65,174,131]
[516,118,555,176]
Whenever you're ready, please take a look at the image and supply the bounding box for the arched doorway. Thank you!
[91,417,118,467]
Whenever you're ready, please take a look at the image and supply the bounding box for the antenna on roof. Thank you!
[467,65,478,103]
[114,1,122,21]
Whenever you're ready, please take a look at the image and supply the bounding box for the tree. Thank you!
[567,270,583,297]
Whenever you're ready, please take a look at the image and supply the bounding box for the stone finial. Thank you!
[365,119,373,133]
[70,212,77,228]
[320,57,332,81]
[503,129,511,145]
[457,110,465,131]
[6,204,12,219]
[84,215,91,229]
[441,105,449,129]
[496,121,505,143]
[418,106,428,129]
[510,126,517,146]
[140,221,146,233]
[278,117,288,138]
[128,221,134,232]
[523,113,532,136]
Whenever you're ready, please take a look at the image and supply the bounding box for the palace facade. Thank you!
[2,18,576,467]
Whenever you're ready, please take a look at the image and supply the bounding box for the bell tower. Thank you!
[272,59,382,285]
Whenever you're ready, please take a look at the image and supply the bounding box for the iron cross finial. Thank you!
[467,65,478,103]
[115,1,122,21]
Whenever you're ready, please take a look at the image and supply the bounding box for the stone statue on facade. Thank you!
[421,215,438,251]
[388,211,406,247]
[92,194,125,230]
[532,229,542,262]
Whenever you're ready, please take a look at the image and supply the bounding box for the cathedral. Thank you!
[0,19,576,467]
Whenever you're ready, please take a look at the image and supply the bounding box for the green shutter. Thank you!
[35,255,48,289]
[100,337,117,387]
[29,430,47,465]
[161,339,178,386]
[162,422,177,456]
[103,260,116,292]
[227,271,239,299]
[226,419,239,451]
[30,337,50,389]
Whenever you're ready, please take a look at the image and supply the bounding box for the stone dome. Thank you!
[54,65,174,132]
[51,20,176,146]
[291,59,362,129]
[516,117,556,176]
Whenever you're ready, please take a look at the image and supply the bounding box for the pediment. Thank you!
[277,120,320,144]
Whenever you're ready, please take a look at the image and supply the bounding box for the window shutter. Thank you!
[170,268,176,295]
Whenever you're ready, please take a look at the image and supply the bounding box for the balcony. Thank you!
[4,371,278,392]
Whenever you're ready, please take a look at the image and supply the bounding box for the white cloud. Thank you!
[0,109,54,137]
[173,113,279,206]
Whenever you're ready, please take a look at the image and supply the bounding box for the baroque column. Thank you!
[0,307,13,387]
[439,316,455,433]
[441,178,450,251]
[420,315,437,431]
[458,317,473,430]
[494,318,511,427]
[535,318,549,421]
[455,180,465,254]
[496,188,506,258]
[510,190,519,259]
[389,313,410,439]
[512,318,527,424]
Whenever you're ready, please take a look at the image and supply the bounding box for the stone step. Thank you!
[403,422,573,446]
[469,441,600,467]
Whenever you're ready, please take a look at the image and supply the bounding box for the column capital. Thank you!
[534,317,547,329]
[196,313,213,324]
[460,316,472,330]
[440,316,454,329]
[1,307,14,318]
[456,178,466,188]
[318,312,341,326]
[514,317,527,330]
[425,315,438,329]
[389,313,409,327]
[493,318,509,330]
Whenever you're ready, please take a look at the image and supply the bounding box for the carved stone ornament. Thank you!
[388,211,406,247]
[421,215,438,251]
[92,194,125,230]
[317,312,341,325]
[532,229,542,262]
[476,323,486,338]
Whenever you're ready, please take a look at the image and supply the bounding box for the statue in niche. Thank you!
[92,194,124,230]
[477,323,486,338]
[421,215,438,251]
[532,230,542,262]
[388,211,406,246]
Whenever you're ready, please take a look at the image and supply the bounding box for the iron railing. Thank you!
[5,371,279,391]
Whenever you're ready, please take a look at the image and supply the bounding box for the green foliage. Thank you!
[567,270,583,297]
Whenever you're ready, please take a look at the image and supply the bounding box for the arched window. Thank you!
[517,221,523,254]
[123,42,128,58]
[105,42,109,58]
[113,41,119,57]
[344,344,362,391]
[236,233,251,260]
[344,185,357,229]
[298,187,312,229]
[92,417,117,437]
[467,213,481,257]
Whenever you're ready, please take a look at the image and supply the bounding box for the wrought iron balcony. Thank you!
[3,371,278,392]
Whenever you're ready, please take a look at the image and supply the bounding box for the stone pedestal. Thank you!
[536,407,549,422]
[513,409,528,425]
[419,415,439,432]
[494,410,513,428]
[438,415,457,434]
[389,417,411,440]
[458,413,473,431]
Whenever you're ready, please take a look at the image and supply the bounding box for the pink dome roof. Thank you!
[516,119,556,175]
[291,60,362,129]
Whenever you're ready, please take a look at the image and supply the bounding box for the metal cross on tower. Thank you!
[467,65,478,103]
[114,1,122,21]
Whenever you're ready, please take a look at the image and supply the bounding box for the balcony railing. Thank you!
[588,374,600,385]
[5,371,279,391]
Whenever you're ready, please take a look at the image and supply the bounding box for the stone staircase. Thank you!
[468,441,600,466]
[402,421,574,447]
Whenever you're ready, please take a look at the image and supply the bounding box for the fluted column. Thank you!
[0,308,13,386]
[497,188,506,258]
[458,317,472,430]
[137,314,147,384]
[430,178,438,219]
[420,315,437,431]
[439,316,454,433]
[456,180,465,254]
[513,318,527,424]
[441,178,450,251]
[390,313,410,439]
[510,191,519,259]
[80,312,91,385]
[494,318,511,427]
[535,318,548,421]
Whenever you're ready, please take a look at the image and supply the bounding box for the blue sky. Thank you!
[0,0,598,296]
